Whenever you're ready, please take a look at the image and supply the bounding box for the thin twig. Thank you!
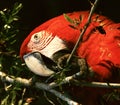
[78,81,120,88]
[43,91,56,105]
[66,0,100,65]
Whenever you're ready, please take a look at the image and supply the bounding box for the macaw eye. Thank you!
[31,32,41,43]
[34,34,39,39]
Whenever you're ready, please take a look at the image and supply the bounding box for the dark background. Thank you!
[0,0,120,50]
[0,1,120,104]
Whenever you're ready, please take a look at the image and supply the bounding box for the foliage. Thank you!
[0,1,119,105]
[0,2,31,105]
[0,2,64,105]
[0,2,23,73]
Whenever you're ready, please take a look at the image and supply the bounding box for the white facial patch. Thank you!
[40,35,67,59]
[28,30,68,60]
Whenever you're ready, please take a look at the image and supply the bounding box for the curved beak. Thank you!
[23,52,55,76]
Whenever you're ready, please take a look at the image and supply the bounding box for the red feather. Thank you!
[20,11,120,81]
[20,11,120,105]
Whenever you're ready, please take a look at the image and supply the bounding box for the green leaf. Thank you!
[63,13,74,24]
[18,100,23,105]
[1,95,10,105]
[0,10,7,22]
[11,3,23,16]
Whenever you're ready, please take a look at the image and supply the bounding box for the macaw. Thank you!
[20,11,120,82]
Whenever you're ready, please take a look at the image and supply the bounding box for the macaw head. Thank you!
[20,29,68,76]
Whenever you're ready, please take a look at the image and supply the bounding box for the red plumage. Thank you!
[20,11,120,105]
[20,11,120,81]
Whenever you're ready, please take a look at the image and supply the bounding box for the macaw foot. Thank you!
[55,53,90,78]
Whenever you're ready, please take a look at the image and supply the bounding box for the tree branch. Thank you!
[0,71,81,105]
[0,70,120,104]
[49,72,120,89]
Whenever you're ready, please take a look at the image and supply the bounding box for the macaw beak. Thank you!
[23,52,55,76]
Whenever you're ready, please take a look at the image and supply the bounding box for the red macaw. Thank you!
[20,11,120,81]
